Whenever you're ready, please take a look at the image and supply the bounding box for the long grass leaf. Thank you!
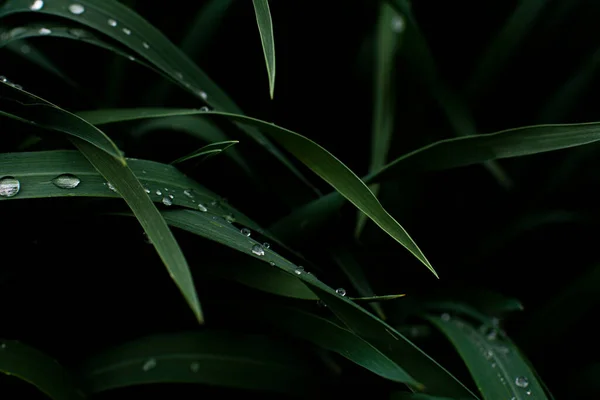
[76,107,437,277]
[252,0,276,99]
[171,140,238,164]
[81,331,320,396]
[0,339,84,400]
[425,314,549,400]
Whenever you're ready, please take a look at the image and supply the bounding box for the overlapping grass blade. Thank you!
[76,107,436,276]
[160,209,476,396]
[425,314,548,400]
[388,0,512,189]
[171,140,238,164]
[0,339,84,400]
[0,0,317,194]
[180,0,234,59]
[252,0,276,99]
[465,0,548,101]
[80,331,320,396]
[391,393,456,400]
[356,1,403,238]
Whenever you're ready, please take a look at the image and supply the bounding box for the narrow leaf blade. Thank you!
[252,0,276,99]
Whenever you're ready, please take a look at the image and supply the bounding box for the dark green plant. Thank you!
[0,0,597,399]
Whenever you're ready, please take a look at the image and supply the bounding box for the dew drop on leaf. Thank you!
[68,4,85,15]
[0,177,20,198]
[515,376,529,388]
[38,28,52,35]
[142,358,157,371]
[251,244,265,256]
[294,266,304,275]
[241,228,251,237]
[30,0,44,11]
[108,19,117,27]
[335,288,347,297]
[122,27,131,35]
[197,203,208,212]
[52,174,81,189]
[263,242,271,249]
[155,189,162,196]
[183,189,194,199]
[162,197,173,206]
[142,42,150,49]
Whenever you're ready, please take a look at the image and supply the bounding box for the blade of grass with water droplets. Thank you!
[252,0,276,99]
[75,107,437,277]
[0,339,85,400]
[80,331,320,396]
[425,314,549,400]
[357,1,403,238]
[171,140,238,164]
[0,0,317,195]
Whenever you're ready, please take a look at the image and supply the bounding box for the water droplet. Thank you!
[68,4,85,15]
[441,313,451,322]
[122,27,131,35]
[224,214,235,223]
[526,389,532,396]
[269,261,275,266]
[183,189,194,199]
[197,203,208,212]
[162,197,173,206]
[155,189,162,196]
[515,376,529,388]
[142,358,157,371]
[12,84,22,90]
[251,244,265,256]
[168,194,174,199]
[68,28,87,38]
[0,177,20,198]
[241,228,251,237]
[106,182,117,193]
[0,76,7,82]
[128,55,135,61]
[486,329,498,341]
[198,90,208,100]
[200,106,210,112]
[335,288,347,297]
[263,242,271,249]
[142,42,150,49]
[496,346,510,355]
[38,28,52,35]
[144,188,150,194]
[391,15,405,33]
[294,266,304,275]
[483,349,494,360]
[30,0,44,11]
[190,362,200,373]
[491,362,496,368]
[52,174,81,189]
[108,19,117,27]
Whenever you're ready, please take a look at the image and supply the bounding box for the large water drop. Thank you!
[68,4,85,15]
[0,177,20,198]
[52,174,81,189]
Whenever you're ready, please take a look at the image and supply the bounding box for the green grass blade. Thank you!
[465,0,548,101]
[391,393,456,400]
[81,331,320,396]
[0,0,317,195]
[252,0,276,99]
[142,209,472,395]
[357,1,403,238]
[71,139,203,323]
[331,246,386,319]
[425,314,548,400]
[180,0,234,59]
[0,83,123,161]
[366,122,600,184]
[171,140,238,164]
[0,339,84,400]
[75,107,436,277]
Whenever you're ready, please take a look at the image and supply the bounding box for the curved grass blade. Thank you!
[76,107,436,276]
[425,314,548,400]
[252,0,276,99]
[0,0,317,194]
[465,0,548,101]
[357,1,403,238]
[158,210,475,396]
[230,303,417,384]
[81,331,320,396]
[0,339,85,400]
[391,393,457,400]
[171,140,238,164]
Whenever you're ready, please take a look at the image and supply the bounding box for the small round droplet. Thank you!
[106,182,117,193]
[162,197,173,206]
[263,242,271,249]
[515,376,529,388]
[38,28,52,35]
[142,358,157,371]
[68,4,85,15]
[190,362,200,373]
[155,189,162,196]
[144,188,151,194]
[197,203,208,212]
[183,189,194,199]
[269,261,275,266]
[441,313,451,322]
[335,288,347,297]
[200,106,210,112]
[224,214,235,223]
[122,27,131,35]
[52,174,81,189]
[198,90,208,100]
[241,228,251,237]
[294,266,304,275]
[251,244,265,256]
[0,177,20,198]
[30,0,44,11]
[142,42,150,49]
[0,76,7,82]
[483,349,494,360]
[486,329,498,341]
[525,390,532,396]
[128,55,135,61]
[168,194,174,199]
[108,19,117,27]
